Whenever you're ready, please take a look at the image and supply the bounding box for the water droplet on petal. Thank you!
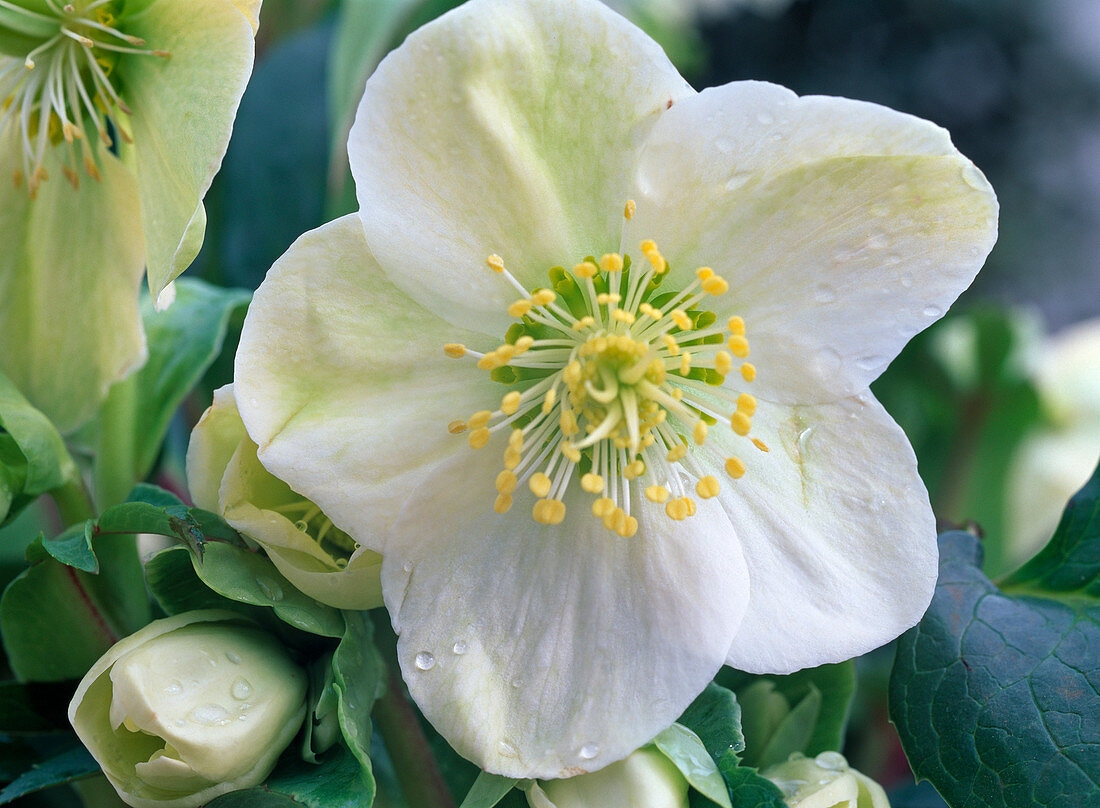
[856,355,883,371]
[402,561,413,573]
[414,652,435,671]
[188,704,232,727]
[294,520,309,533]
[225,652,242,665]
[256,577,283,602]
[812,348,842,378]
[725,172,752,192]
[163,680,183,696]
[960,163,987,190]
[510,676,524,688]
[452,641,467,655]
[579,743,599,760]
[498,740,518,758]
[813,284,836,304]
[923,304,943,318]
[231,678,253,700]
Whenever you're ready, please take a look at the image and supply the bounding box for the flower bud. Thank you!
[69,611,308,808]
[762,752,890,808]
[527,747,689,808]
[187,384,382,609]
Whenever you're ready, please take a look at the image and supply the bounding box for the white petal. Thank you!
[185,384,247,513]
[382,441,748,778]
[696,392,937,673]
[625,81,998,403]
[234,214,499,550]
[349,0,692,335]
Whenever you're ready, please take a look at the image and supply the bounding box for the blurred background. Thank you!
[4,1,1098,805]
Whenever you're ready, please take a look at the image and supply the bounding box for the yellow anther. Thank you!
[741,362,757,382]
[494,494,513,514]
[514,335,534,352]
[448,420,467,434]
[662,333,680,356]
[693,420,708,445]
[606,507,627,533]
[487,254,506,273]
[671,388,684,400]
[667,444,688,462]
[714,351,733,376]
[624,199,636,220]
[753,438,770,453]
[532,499,551,524]
[600,253,623,274]
[529,472,552,498]
[624,459,645,479]
[665,499,687,521]
[468,428,491,449]
[640,303,662,319]
[731,411,752,436]
[701,276,729,296]
[509,429,524,451]
[728,316,745,335]
[695,476,720,499]
[680,352,692,374]
[495,470,518,494]
[581,473,604,494]
[572,316,595,332]
[560,409,579,436]
[548,499,566,524]
[562,443,581,463]
[640,240,666,272]
[542,387,557,414]
[563,361,583,386]
[495,344,517,362]
[728,335,750,358]
[596,292,622,305]
[645,485,670,503]
[684,497,697,517]
[725,457,747,479]
[533,498,566,525]
[671,309,692,330]
[477,353,500,371]
[469,410,492,430]
[592,497,615,518]
[613,308,636,324]
[500,391,521,416]
[695,266,714,281]
[443,343,466,358]
[737,393,757,416]
[508,299,532,318]
[531,289,556,307]
[573,261,598,279]
[622,515,639,538]
[504,448,521,470]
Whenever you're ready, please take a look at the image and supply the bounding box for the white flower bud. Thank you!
[69,611,308,808]
[527,747,689,808]
[762,752,891,808]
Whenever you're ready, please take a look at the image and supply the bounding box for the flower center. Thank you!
[446,201,768,538]
[271,499,357,569]
[0,0,168,197]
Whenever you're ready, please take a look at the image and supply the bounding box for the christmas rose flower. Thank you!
[234,0,997,779]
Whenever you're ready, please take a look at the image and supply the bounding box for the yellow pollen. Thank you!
[468,428,491,449]
[725,457,747,479]
[753,438,770,453]
[503,448,521,470]
[737,393,757,416]
[685,498,697,517]
[448,420,467,434]
[731,412,752,436]
[695,476,720,499]
[501,391,521,415]
[701,276,729,296]
[640,240,666,273]
[592,497,615,518]
[573,261,598,279]
[469,410,492,430]
[623,459,645,479]
[665,498,688,521]
[696,267,714,281]
[531,289,556,307]
[693,420,708,445]
[620,515,639,538]
[581,473,604,493]
[600,253,623,274]
[561,443,581,463]
[624,199,636,220]
[495,470,518,494]
[680,352,692,374]
[560,409,579,436]
[613,308,636,324]
[728,316,745,335]
[596,292,621,305]
[508,299,532,318]
[443,343,466,358]
[572,316,596,331]
[542,387,557,414]
[741,362,756,382]
[640,303,662,319]
[715,351,733,376]
[509,429,524,451]
[533,498,566,525]
[487,254,506,273]
[728,335,750,358]
[670,310,692,331]
[494,494,513,513]
[662,333,680,356]
[645,485,670,503]
[514,336,534,352]
[563,361,583,385]
[667,444,687,462]
[529,473,552,498]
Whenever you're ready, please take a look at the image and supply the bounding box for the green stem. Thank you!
[50,474,96,525]
[371,612,456,808]
[92,378,138,511]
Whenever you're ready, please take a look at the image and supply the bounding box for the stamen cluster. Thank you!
[445,202,769,537]
[0,0,168,196]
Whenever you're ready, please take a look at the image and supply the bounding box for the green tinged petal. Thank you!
[119,0,256,297]
[0,133,146,433]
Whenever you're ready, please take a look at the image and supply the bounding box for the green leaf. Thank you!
[332,611,385,791]
[0,533,151,681]
[890,478,1100,808]
[0,741,98,804]
[716,760,787,808]
[208,746,374,808]
[87,279,250,508]
[458,772,518,808]
[0,371,78,526]
[144,545,263,619]
[40,524,98,574]
[654,724,733,808]
[0,682,76,734]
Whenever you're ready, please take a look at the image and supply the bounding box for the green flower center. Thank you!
[0,0,168,197]
[447,201,767,537]
[271,499,357,568]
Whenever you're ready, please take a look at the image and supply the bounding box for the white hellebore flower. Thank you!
[527,746,690,808]
[234,0,997,780]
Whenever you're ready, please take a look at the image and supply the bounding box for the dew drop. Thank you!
[188,704,232,727]
[812,348,842,377]
[855,355,884,371]
[796,427,815,453]
[579,743,599,760]
[256,577,283,602]
[163,680,183,696]
[294,519,310,533]
[922,304,943,318]
[402,561,413,573]
[900,273,914,289]
[174,719,185,728]
[225,652,241,665]
[960,163,987,190]
[452,640,468,655]
[813,284,836,304]
[725,172,752,192]
[498,740,518,758]
[231,677,253,700]
[510,676,524,689]
[756,110,774,125]
[414,651,435,671]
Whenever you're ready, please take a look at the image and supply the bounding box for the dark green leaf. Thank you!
[890,524,1100,807]
[0,682,75,734]
[0,741,98,804]
[458,772,517,808]
[716,759,787,808]
[39,523,97,574]
[678,683,746,764]
[144,546,261,619]
[208,746,374,808]
[333,611,385,786]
